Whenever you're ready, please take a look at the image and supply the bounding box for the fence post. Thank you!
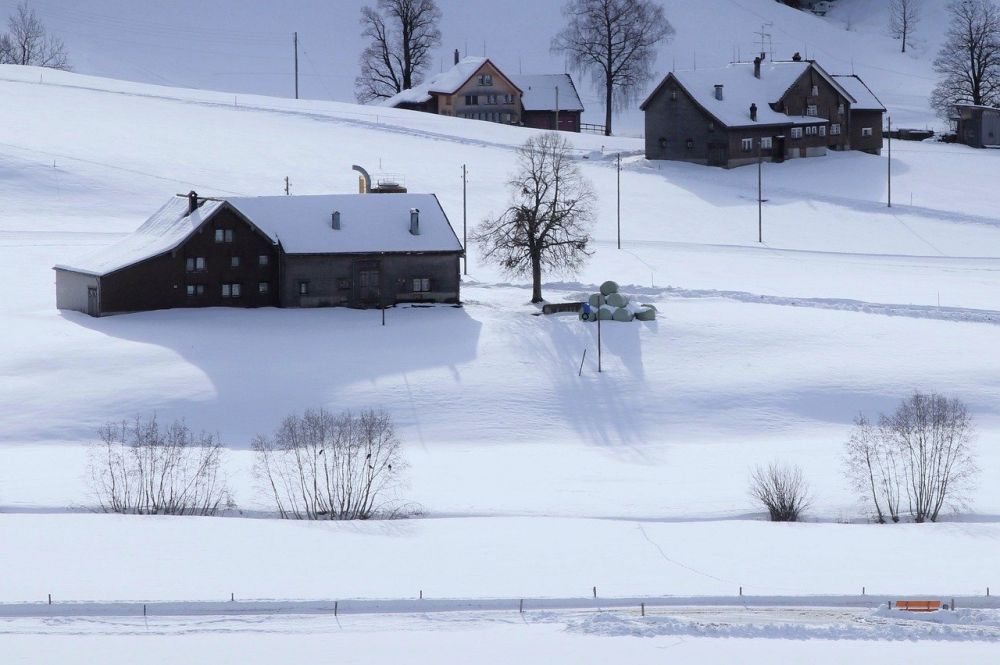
[231,592,234,602]
[862,586,865,596]
[739,586,742,597]
[519,599,523,613]
[951,597,955,611]
[335,601,338,617]
[143,604,147,617]
[48,594,51,605]
[420,589,423,600]
[592,586,597,599]
[641,602,645,617]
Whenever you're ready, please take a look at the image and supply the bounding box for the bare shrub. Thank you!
[89,416,230,516]
[845,392,978,523]
[750,463,811,522]
[253,408,404,520]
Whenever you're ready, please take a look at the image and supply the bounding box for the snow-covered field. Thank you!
[2,1,999,657]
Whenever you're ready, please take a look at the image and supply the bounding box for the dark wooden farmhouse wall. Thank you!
[849,109,884,154]
[522,110,581,132]
[281,252,461,308]
[776,69,849,154]
[644,77,720,164]
[100,206,279,314]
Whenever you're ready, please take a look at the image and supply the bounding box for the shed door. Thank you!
[355,262,382,305]
[87,287,98,316]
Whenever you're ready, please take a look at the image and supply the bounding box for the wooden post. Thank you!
[641,602,645,617]
[862,586,865,596]
[335,601,338,617]
[578,348,587,376]
[519,599,523,613]
[593,586,597,599]
[294,32,299,100]
[597,313,602,373]
[231,592,234,602]
[739,586,742,597]
[48,594,51,605]
[462,164,468,275]
[887,116,892,208]
[284,176,290,196]
[420,589,423,599]
[757,144,763,243]
[143,604,147,617]
[616,153,621,250]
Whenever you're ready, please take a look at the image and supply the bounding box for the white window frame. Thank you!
[412,277,431,292]
[837,103,845,115]
[819,125,827,137]
[258,281,269,294]
[258,254,269,266]
[862,127,873,137]
[806,104,818,116]
[831,123,841,136]
[805,125,817,136]
[478,74,492,86]
[760,136,773,150]
[811,85,819,96]
[741,138,753,152]
[230,256,240,268]
[791,127,803,139]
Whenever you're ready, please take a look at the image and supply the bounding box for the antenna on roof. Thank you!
[754,22,773,60]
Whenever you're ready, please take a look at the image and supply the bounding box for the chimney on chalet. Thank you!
[331,210,341,230]
[187,190,199,214]
[454,48,460,65]
[754,56,762,79]
[792,52,802,62]
[714,84,724,101]
[750,103,758,122]
[409,208,420,235]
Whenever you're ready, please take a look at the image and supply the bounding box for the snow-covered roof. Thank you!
[225,193,462,255]
[383,57,492,106]
[54,197,224,277]
[832,75,885,112]
[511,74,584,112]
[669,62,834,128]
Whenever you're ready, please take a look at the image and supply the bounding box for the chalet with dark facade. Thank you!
[641,56,885,168]
[55,192,463,316]
[383,54,584,132]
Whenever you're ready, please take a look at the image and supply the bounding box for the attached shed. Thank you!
[55,192,463,316]
[953,105,1000,149]
[511,74,584,132]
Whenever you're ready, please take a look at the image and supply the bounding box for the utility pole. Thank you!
[294,32,299,99]
[597,309,602,373]
[555,86,560,131]
[462,164,468,275]
[616,153,621,249]
[757,140,763,243]
[887,116,892,208]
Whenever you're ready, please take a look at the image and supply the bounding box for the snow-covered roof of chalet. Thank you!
[383,56,500,106]
[832,74,885,112]
[511,74,584,112]
[644,61,849,128]
[54,197,224,277]
[226,193,462,255]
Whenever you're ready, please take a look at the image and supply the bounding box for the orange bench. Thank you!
[894,600,942,612]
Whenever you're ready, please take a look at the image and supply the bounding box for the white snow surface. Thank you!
[511,74,584,112]
[832,74,886,111]
[226,193,463,254]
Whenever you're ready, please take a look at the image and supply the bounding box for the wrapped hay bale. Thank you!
[634,307,656,321]
[598,306,613,320]
[606,292,630,308]
[588,293,605,308]
[600,280,619,296]
[612,307,634,322]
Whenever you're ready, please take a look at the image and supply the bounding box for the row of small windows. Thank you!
[464,93,515,106]
[186,282,270,297]
[185,254,270,272]
[460,111,515,123]
[296,278,432,296]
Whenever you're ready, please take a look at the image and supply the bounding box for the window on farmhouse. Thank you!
[221,283,241,298]
[215,229,234,243]
[298,281,309,295]
[811,85,819,96]
[819,125,827,137]
[258,281,269,294]
[412,278,431,292]
[258,254,269,266]
[837,103,845,115]
[487,94,497,105]
[791,127,803,139]
[806,104,818,116]
[741,138,753,152]
[230,256,240,268]
[478,74,492,86]
[185,257,206,272]
[862,127,873,137]
[761,136,773,149]
[465,94,479,105]
[186,284,205,296]
[831,123,841,135]
[805,126,817,136]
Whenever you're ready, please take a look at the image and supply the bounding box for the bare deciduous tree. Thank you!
[355,0,441,103]
[0,1,70,70]
[472,133,595,304]
[551,0,674,136]
[931,0,1000,117]
[749,463,811,522]
[845,392,978,523]
[253,408,405,520]
[889,0,921,53]
[89,416,230,516]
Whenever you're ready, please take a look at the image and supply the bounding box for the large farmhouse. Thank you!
[383,54,584,132]
[640,55,885,168]
[55,192,464,316]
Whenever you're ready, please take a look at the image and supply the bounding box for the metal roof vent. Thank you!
[332,210,341,230]
[409,208,420,235]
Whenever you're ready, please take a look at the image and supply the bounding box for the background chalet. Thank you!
[953,105,1000,149]
[641,55,885,168]
[55,192,463,316]
[384,54,583,132]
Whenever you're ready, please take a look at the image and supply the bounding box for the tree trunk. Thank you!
[530,251,543,303]
[604,72,613,136]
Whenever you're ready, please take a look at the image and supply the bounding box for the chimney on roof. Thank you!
[792,52,802,62]
[187,190,199,214]
[409,208,420,235]
[714,84,724,101]
[454,48,460,65]
[750,103,758,122]
[754,56,762,79]
[332,210,341,230]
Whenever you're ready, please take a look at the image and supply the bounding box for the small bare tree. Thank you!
[749,463,811,522]
[845,392,978,523]
[552,0,674,136]
[932,0,1000,116]
[889,0,921,53]
[89,416,230,516]
[355,0,441,103]
[0,1,69,69]
[472,133,595,303]
[253,408,404,520]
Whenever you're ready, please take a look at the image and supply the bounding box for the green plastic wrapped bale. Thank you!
[588,293,605,308]
[612,307,634,322]
[606,292,630,307]
[600,280,619,296]
[635,308,656,321]
[598,306,613,320]
[640,303,658,312]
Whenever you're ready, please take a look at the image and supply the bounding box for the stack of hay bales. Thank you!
[579,281,656,322]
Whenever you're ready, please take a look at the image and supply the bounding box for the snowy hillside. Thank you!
[1,7,999,655]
